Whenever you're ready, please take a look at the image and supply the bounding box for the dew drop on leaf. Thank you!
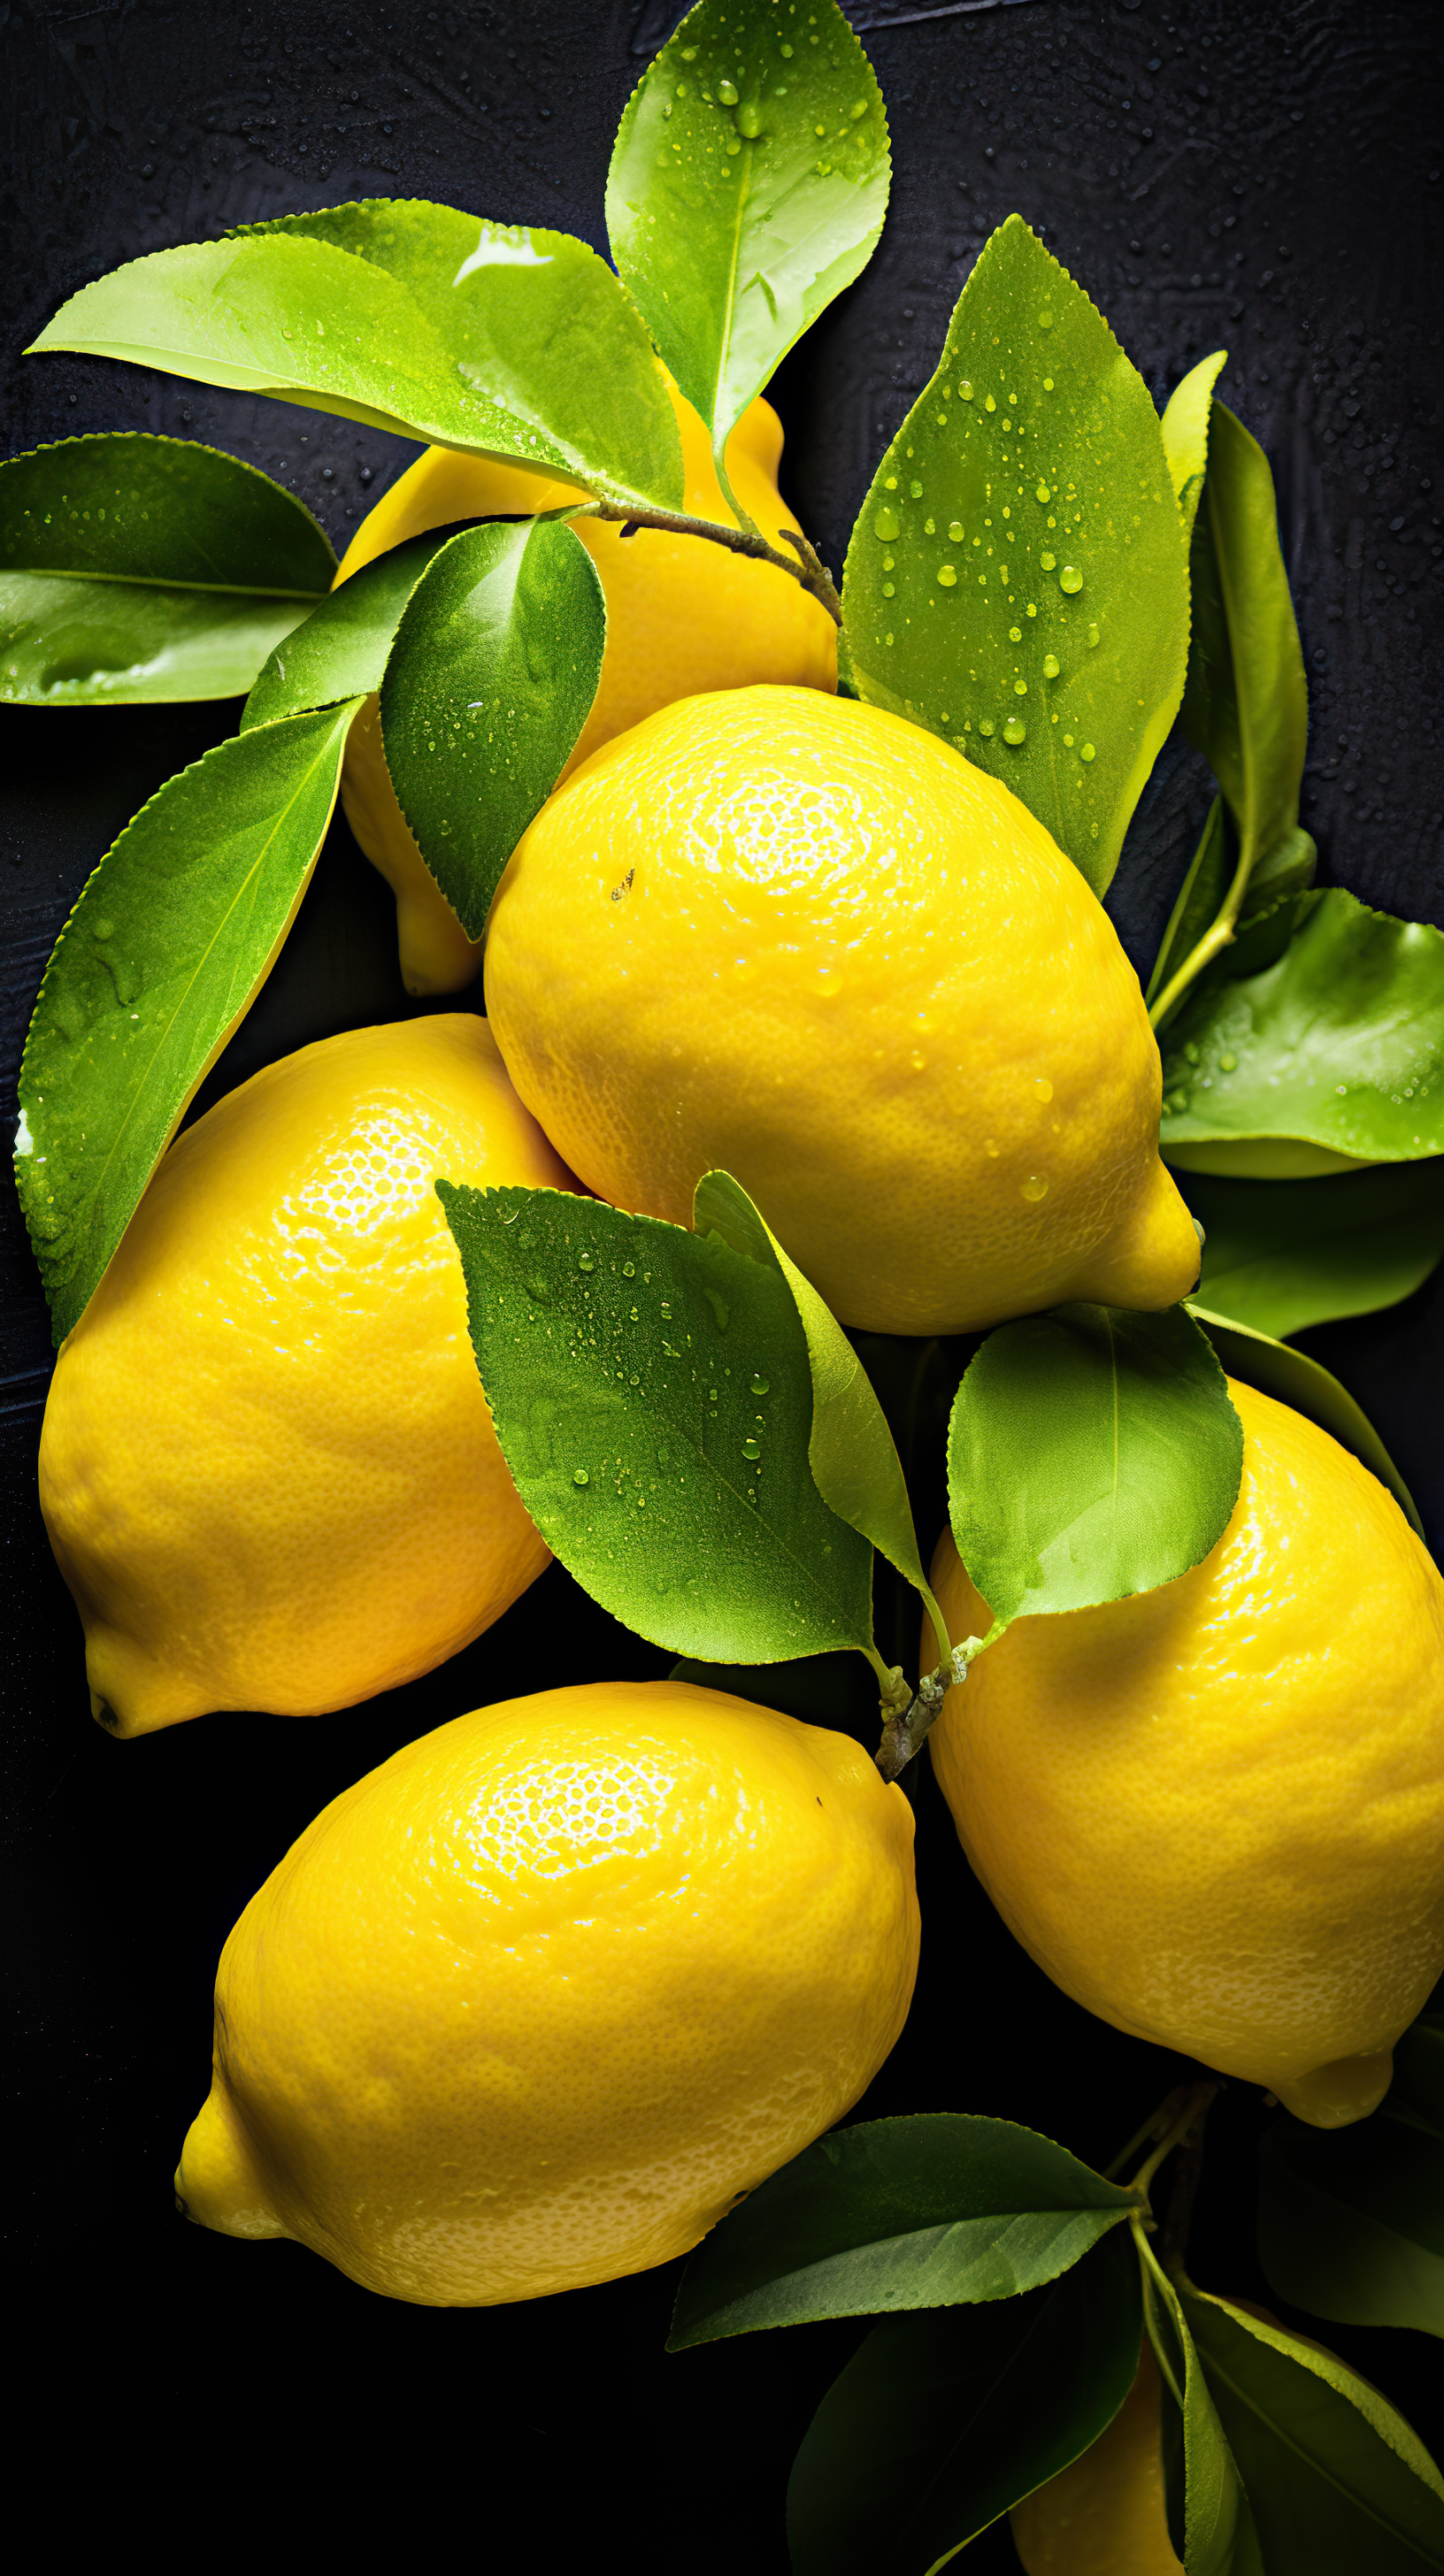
[578,1251,595,1272]
[958,380,974,401]
[1002,715,1027,744]
[1059,565,1084,594]
[874,507,900,540]
[1043,652,1061,678]
[572,1468,590,1487]
[938,564,957,586]
[749,1374,770,1396]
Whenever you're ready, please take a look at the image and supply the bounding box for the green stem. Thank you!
[1148,822,1255,1031]
[576,499,844,627]
[1128,2081,1220,2208]
[711,444,767,550]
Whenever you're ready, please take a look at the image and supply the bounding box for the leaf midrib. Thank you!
[5,564,329,601]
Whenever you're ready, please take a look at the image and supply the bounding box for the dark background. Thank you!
[4,0,1440,2563]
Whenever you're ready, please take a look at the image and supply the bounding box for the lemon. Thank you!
[1010,2344,1180,2573]
[334,380,837,995]
[40,1016,573,1736]
[174,1678,920,2305]
[926,1380,1444,2126]
[485,685,1200,1336]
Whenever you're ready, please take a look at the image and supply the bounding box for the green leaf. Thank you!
[947,1303,1242,1645]
[1147,794,1233,1010]
[1387,2017,1444,2140]
[1162,349,1229,547]
[1185,1161,1444,1339]
[1257,2118,1444,2341]
[16,700,359,1343]
[1147,799,1318,1031]
[0,432,334,704]
[380,519,606,940]
[1179,2283,1444,2571]
[435,1179,877,1668]
[693,1172,939,1630]
[1188,1302,1425,1539]
[841,213,1189,898]
[785,2225,1142,2576]
[607,0,890,462]
[1162,890,1444,1174]
[29,203,684,513]
[242,530,454,731]
[669,2113,1139,2349]
[1137,2229,1258,2576]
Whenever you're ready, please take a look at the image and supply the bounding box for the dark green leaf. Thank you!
[1387,2018,1444,2141]
[1,432,334,704]
[1162,349,1228,548]
[1147,794,1232,1010]
[16,701,359,1342]
[947,1303,1242,1645]
[436,1180,876,1667]
[785,2225,1141,2576]
[1179,2284,1444,2571]
[1258,2119,1444,2340]
[30,203,684,513]
[1162,890,1444,1174]
[607,0,889,458]
[1188,1302,1424,1538]
[669,2113,1139,2348]
[380,519,606,939]
[842,214,1189,897]
[242,529,456,730]
[1184,1161,1444,1339]
[1137,2231,1258,2576]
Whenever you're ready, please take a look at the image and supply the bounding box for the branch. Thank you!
[580,500,844,627]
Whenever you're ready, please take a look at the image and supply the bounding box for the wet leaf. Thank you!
[1258,2116,1444,2341]
[1188,1302,1424,1539]
[0,432,333,704]
[842,213,1189,897]
[242,529,455,730]
[1184,1161,1444,1339]
[608,0,889,460]
[16,701,359,1342]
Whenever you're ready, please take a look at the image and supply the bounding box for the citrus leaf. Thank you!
[947,1303,1242,1645]
[15,700,359,1343]
[1147,793,1233,1009]
[668,2112,1138,2349]
[607,0,890,460]
[1187,1303,1424,1539]
[1161,890,1444,1174]
[242,529,456,730]
[1136,2230,1258,2576]
[1179,2285,1444,2571]
[1184,1162,1444,1339]
[1387,2017,1444,2141]
[1257,2118,1444,2340]
[693,1171,937,1623]
[1162,349,1229,547]
[380,519,606,940]
[1,432,333,704]
[29,203,684,513]
[841,213,1189,898]
[435,1180,876,1668]
[785,2226,1141,2576]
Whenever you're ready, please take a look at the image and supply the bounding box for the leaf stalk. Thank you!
[576,501,844,625]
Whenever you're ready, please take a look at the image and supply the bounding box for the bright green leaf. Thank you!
[785,2227,1141,2576]
[607,0,890,463]
[242,530,454,730]
[947,1304,1242,1644]
[436,1181,877,1668]
[1188,1302,1424,1539]
[1148,801,1318,1031]
[1257,2118,1444,2341]
[1137,2229,1258,2576]
[16,700,359,1342]
[841,213,1189,898]
[380,519,605,939]
[1184,1161,1444,1339]
[1162,349,1228,547]
[668,2112,1139,2348]
[0,432,333,704]
[1179,2284,1444,2571]
[1162,890,1444,1174]
[29,203,684,513]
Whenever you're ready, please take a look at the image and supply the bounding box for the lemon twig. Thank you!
[1146,830,1256,1031]
[1127,2080,1221,2232]
[873,1640,980,1781]
[576,500,845,625]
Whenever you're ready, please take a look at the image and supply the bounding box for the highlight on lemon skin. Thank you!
[484,683,1201,1337]
[40,1016,574,1737]
[173,1682,920,2305]
[925,1379,1444,2127]
[334,378,837,997]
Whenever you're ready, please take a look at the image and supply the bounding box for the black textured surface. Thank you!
[4,4,1441,2565]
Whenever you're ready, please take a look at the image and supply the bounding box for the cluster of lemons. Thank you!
[38,380,1442,2559]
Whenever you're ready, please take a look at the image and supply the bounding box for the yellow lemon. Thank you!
[484,686,1199,1336]
[40,1016,573,1736]
[174,1679,920,2305]
[1011,2345,1180,2574]
[335,381,837,995]
[926,1381,1444,2126]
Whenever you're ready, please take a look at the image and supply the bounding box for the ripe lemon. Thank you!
[174,1679,920,2305]
[40,1016,573,1736]
[484,686,1200,1336]
[335,380,837,995]
[926,1380,1444,2126]
[1010,2344,1180,2574]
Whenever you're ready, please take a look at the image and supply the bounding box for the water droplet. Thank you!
[1042,376,1055,393]
[978,717,996,738]
[660,1299,673,1319]
[1087,623,1100,648]
[984,394,997,413]
[1035,483,1051,503]
[1059,565,1084,594]
[984,1137,1000,1157]
[92,917,114,940]
[1219,1052,1238,1072]
[1013,678,1028,697]
[741,1437,761,1460]
[1041,551,1057,571]
[780,38,794,54]
[817,962,842,996]
[1020,1173,1049,1201]
[622,1261,635,1278]
[1185,1043,1202,1066]
[938,564,957,586]
[910,479,923,499]
[717,77,739,104]
[849,98,868,119]
[1080,741,1096,762]
[1034,1077,1053,1101]
[1009,624,1023,641]
[573,1468,590,1487]
[749,1374,770,1397]
[874,507,900,540]
[947,520,964,544]
[1002,715,1027,745]
[726,135,741,155]
[1042,652,1061,678]
[910,1048,926,1071]
[737,100,762,137]
[578,1251,595,1272]
[958,380,974,401]
[1039,308,1054,329]
[882,580,895,597]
